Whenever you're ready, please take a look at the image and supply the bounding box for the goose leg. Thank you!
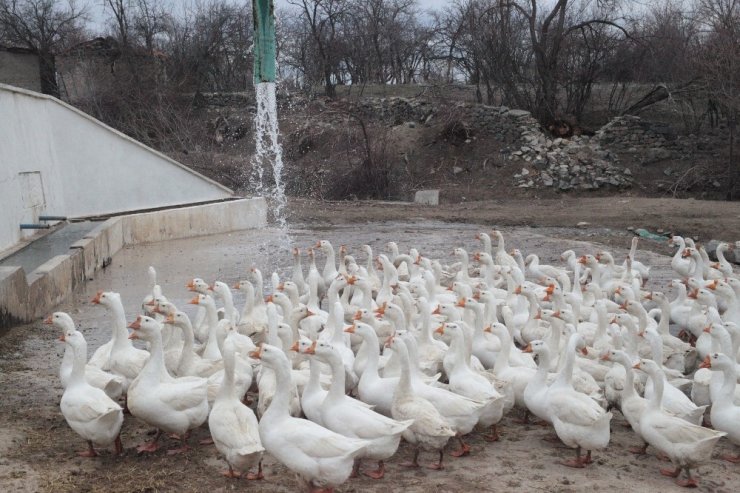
[675,468,698,488]
[350,459,361,478]
[660,466,682,478]
[363,460,385,479]
[483,424,500,442]
[167,433,192,455]
[582,450,593,465]
[427,450,445,470]
[247,460,264,480]
[78,440,98,458]
[628,442,648,455]
[113,434,123,455]
[560,446,585,468]
[514,410,531,424]
[137,429,162,454]
[450,436,471,457]
[400,448,420,468]
[220,465,241,478]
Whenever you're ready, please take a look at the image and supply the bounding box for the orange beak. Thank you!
[306,309,315,317]
[699,355,711,369]
[187,295,200,305]
[552,310,561,319]
[580,347,589,356]
[344,325,355,334]
[483,325,492,333]
[456,298,466,308]
[707,280,718,290]
[432,305,441,315]
[233,282,241,289]
[600,353,610,361]
[619,302,628,310]
[346,276,357,285]
[43,315,53,325]
[632,362,641,370]
[383,335,394,348]
[703,325,712,334]
[58,333,66,342]
[186,280,195,291]
[315,241,321,248]
[645,292,654,301]
[265,295,273,303]
[305,341,317,355]
[534,310,542,320]
[353,310,362,321]
[522,343,533,353]
[289,341,299,352]
[249,346,263,360]
[207,284,215,291]
[165,314,175,324]
[277,283,285,291]
[434,325,445,335]
[152,306,162,314]
[577,256,587,265]
[91,291,102,304]
[688,289,698,300]
[128,317,142,330]
[472,292,480,300]
[514,286,522,295]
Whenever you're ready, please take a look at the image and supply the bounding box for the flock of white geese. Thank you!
[47,232,739,491]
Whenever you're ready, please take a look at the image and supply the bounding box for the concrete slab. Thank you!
[414,189,440,206]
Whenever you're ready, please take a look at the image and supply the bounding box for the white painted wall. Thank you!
[0,84,235,253]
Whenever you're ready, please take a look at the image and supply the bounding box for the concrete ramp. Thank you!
[0,83,235,253]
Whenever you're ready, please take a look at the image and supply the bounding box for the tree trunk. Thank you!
[38,53,59,97]
[324,67,335,97]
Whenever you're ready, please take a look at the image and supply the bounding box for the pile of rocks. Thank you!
[509,131,633,191]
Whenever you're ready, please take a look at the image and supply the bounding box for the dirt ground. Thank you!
[0,197,739,493]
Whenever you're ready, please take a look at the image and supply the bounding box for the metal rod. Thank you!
[19,223,51,229]
[38,215,67,221]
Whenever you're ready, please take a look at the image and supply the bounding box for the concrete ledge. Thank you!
[414,190,440,206]
[0,197,267,330]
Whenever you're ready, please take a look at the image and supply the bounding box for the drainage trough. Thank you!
[0,197,266,331]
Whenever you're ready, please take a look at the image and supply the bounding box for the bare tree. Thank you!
[0,0,86,96]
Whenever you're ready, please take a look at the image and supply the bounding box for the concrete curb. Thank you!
[0,197,267,329]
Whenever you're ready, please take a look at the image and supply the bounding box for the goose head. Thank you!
[127,315,161,341]
[631,358,661,375]
[522,339,548,355]
[249,343,288,370]
[91,290,122,308]
[44,311,76,332]
[187,278,210,294]
[699,352,735,372]
[164,311,190,328]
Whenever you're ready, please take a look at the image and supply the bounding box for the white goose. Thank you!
[701,352,740,463]
[58,329,124,457]
[208,334,264,479]
[251,344,368,491]
[545,333,613,468]
[91,291,149,395]
[46,312,124,400]
[306,340,412,480]
[634,358,725,488]
[386,335,455,470]
[126,315,209,454]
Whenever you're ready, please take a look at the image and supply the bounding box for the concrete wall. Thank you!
[0,83,235,254]
[0,50,41,92]
[0,198,267,328]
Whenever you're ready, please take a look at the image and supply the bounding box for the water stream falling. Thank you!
[250,81,287,231]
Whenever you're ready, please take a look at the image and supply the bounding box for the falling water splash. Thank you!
[250,81,287,230]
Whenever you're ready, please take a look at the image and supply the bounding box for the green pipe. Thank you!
[253,0,276,84]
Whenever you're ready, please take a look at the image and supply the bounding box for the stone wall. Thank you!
[0,48,41,93]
